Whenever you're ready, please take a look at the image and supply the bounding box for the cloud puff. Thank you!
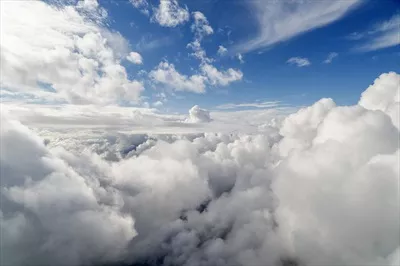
[1,72,399,266]
[149,61,207,93]
[0,0,144,105]
[152,0,189,27]
[233,0,361,53]
[287,57,311,67]
[127,52,143,64]
[217,45,228,56]
[187,105,212,123]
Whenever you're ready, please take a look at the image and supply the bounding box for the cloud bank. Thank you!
[1,72,399,266]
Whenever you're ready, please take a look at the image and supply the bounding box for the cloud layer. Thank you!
[1,72,399,266]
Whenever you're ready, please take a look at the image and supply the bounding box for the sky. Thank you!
[0,0,399,115]
[1,1,400,266]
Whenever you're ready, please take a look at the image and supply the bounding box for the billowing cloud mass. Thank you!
[0,0,144,104]
[1,72,399,266]
[287,57,311,67]
[234,0,361,53]
[187,105,212,123]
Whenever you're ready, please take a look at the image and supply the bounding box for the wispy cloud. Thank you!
[287,57,311,67]
[323,52,338,64]
[353,14,400,52]
[216,100,282,110]
[233,0,362,54]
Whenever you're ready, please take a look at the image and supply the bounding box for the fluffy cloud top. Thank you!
[187,105,212,123]
[1,73,399,266]
[0,0,144,105]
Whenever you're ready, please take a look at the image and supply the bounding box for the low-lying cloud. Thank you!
[1,72,399,266]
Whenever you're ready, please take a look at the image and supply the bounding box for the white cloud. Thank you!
[149,61,242,94]
[126,51,143,64]
[201,63,243,86]
[323,52,338,64]
[152,0,189,27]
[217,45,228,56]
[153,100,164,107]
[129,0,149,15]
[287,57,311,67]
[186,105,212,123]
[1,72,399,266]
[191,11,214,40]
[0,0,143,105]
[149,61,207,93]
[233,0,361,53]
[354,14,400,52]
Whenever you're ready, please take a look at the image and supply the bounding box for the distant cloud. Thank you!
[323,52,338,64]
[152,0,189,27]
[287,57,311,67]
[149,61,206,93]
[216,101,281,110]
[127,52,143,64]
[233,0,362,54]
[186,105,212,123]
[217,45,228,56]
[237,53,245,64]
[200,64,243,86]
[191,11,214,39]
[353,14,400,52]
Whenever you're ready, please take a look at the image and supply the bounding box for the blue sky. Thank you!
[1,0,399,113]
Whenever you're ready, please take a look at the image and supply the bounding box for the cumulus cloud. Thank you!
[149,61,207,93]
[0,0,144,105]
[126,52,143,64]
[233,0,361,53]
[323,52,338,64]
[191,11,214,40]
[1,72,399,266]
[152,0,189,27]
[217,45,228,56]
[149,61,242,93]
[201,64,243,86]
[287,57,311,67]
[187,105,212,123]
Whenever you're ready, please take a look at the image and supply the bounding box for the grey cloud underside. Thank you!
[1,72,400,266]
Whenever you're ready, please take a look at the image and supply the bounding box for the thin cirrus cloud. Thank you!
[216,100,282,110]
[287,57,311,67]
[323,52,339,64]
[351,14,400,52]
[233,0,362,54]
